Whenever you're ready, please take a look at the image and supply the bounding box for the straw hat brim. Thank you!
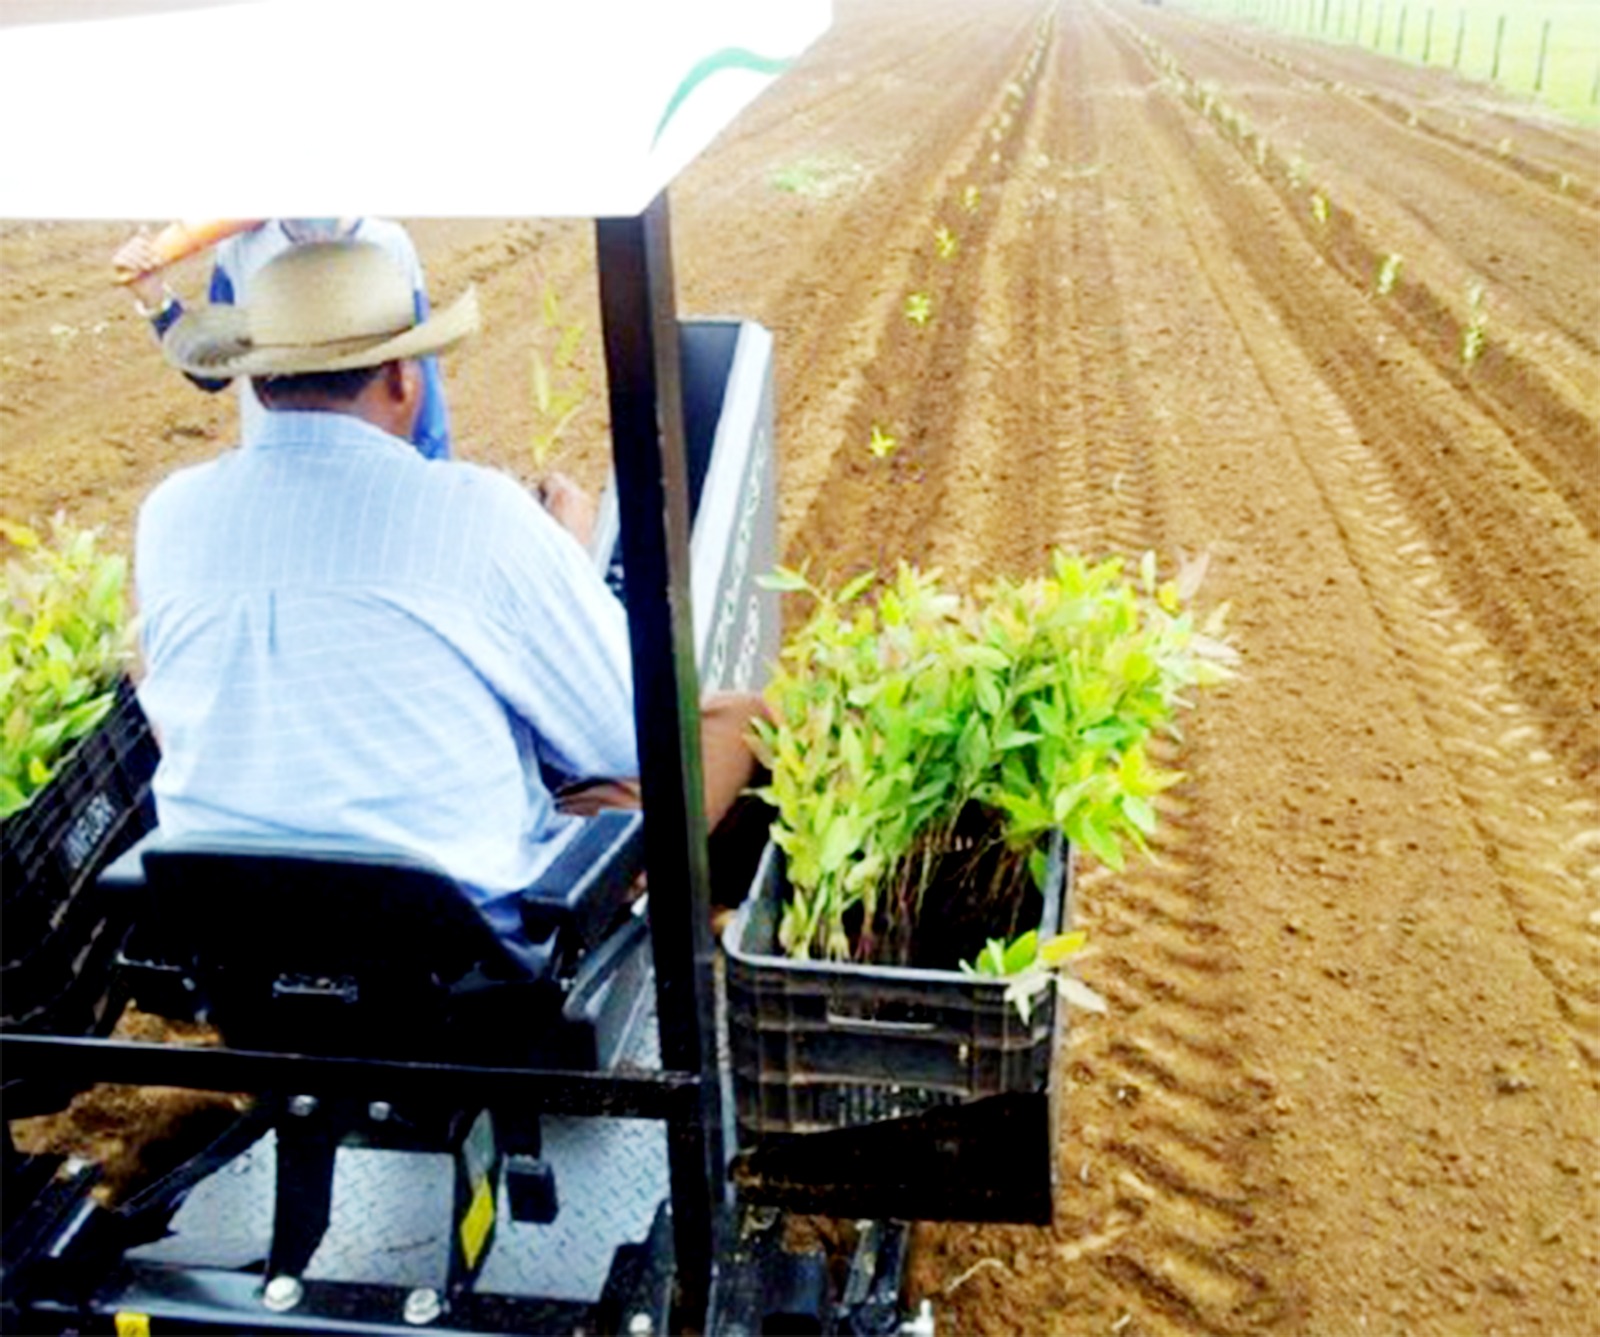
[161,286,480,380]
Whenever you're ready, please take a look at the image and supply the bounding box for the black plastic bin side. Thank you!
[721,837,1070,1223]
[1,676,158,1040]
[722,835,1068,1137]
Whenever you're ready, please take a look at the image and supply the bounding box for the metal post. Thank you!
[1354,0,1364,45]
[1453,9,1466,68]
[1374,2,1384,51]
[596,196,726,1333]
[1423,8,1433,63]
[1534,18,1550,92]
[1490,13,1505,82]
[1396,6,1407,55]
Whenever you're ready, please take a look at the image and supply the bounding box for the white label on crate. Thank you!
[63,792,118,873]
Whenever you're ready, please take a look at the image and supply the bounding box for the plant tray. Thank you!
[721,835,1070,1222]
[1,677,158,1035]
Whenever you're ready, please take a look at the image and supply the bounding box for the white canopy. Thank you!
[0,0,830,218]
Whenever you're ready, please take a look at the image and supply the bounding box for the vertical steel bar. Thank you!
[1354,0,1365,45]
[1453,9,1466,68]
[1374,2,1385,51]
[1534,19,1550,92]
[1396,6,1407,55]
[1423,8,1433,63]
[595,197,725,1332]
[1491,13,1505,82]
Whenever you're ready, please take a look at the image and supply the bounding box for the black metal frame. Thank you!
[1,190,732,1333]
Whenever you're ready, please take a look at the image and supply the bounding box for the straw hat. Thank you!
[161,240,479,380]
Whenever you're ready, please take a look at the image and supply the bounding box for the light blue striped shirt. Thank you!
[135,409,636,948]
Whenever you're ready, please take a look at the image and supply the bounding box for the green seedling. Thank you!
[934,225,959,260]
[530,279,588,470]
[1461,282,1489,370]
[962,184,981,213]
[962,927,1106,1022]
[768,154,864,200]
[1,517,133,816]
[868,425,899,459]
[1287,155,1306,190]
[1311,192,1330,225]
[904,292,933,328]
[1375,252,1403,297]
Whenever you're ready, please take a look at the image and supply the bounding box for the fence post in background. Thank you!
[1422,8,1433,64]
[1533,19,1550,93]
[1453,10,1465,69]
[1396,6,1407,56]
[1490,14,1506,82]
[1374,2,1385,51]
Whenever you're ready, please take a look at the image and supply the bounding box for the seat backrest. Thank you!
[140,836,545,1058]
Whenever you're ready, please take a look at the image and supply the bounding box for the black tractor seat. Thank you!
[71,812,653,1294]
[105,809,647,1071]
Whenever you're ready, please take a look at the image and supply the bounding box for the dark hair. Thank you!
[254,364,385,407]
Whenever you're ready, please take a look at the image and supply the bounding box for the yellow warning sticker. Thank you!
[459,1178,495,1270]
[114,1314,152,1337]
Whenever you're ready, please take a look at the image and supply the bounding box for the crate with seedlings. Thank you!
[1,517,155,1050]
[724,551,1235,1221]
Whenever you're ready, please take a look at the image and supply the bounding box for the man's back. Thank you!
[136,408,637,928]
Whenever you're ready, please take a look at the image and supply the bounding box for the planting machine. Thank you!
[0,3,1068,1333]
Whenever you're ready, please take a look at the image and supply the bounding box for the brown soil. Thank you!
[4,0,1597,1332]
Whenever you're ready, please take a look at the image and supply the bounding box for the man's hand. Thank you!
[112,232,169,310]
[537,472,597,550]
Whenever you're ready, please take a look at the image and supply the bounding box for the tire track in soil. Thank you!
[1053,21,1283,1333]
[913,13,1286,1335]
[1093,21,1600,1079]
[781,4,1055,574]
[1103,19,1600,792]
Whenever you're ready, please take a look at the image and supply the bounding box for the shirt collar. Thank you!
[248,408,415,457]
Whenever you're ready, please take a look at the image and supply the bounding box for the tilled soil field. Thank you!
[3,1,1597,1333]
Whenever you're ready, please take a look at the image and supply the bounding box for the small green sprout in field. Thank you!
[935,225,959,260]
[1311,192,1330,226]
[768,154,864,200]
[1557,172,1571,194]
[1461,282,1489,370]
[1287,155,1306,190]
[529,280,588,470]
[904,292,933,328]
[962,184,981,213]
[1375,253,1403,297]
[867,425,899,459]
[1254,136,1270,168]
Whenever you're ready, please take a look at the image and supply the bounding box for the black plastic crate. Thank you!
[722,834,1070,1140]
[1,676,158,1032]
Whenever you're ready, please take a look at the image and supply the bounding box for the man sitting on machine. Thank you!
[136,239,763,967]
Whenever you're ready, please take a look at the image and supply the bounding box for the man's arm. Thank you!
[111,230,233,393]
